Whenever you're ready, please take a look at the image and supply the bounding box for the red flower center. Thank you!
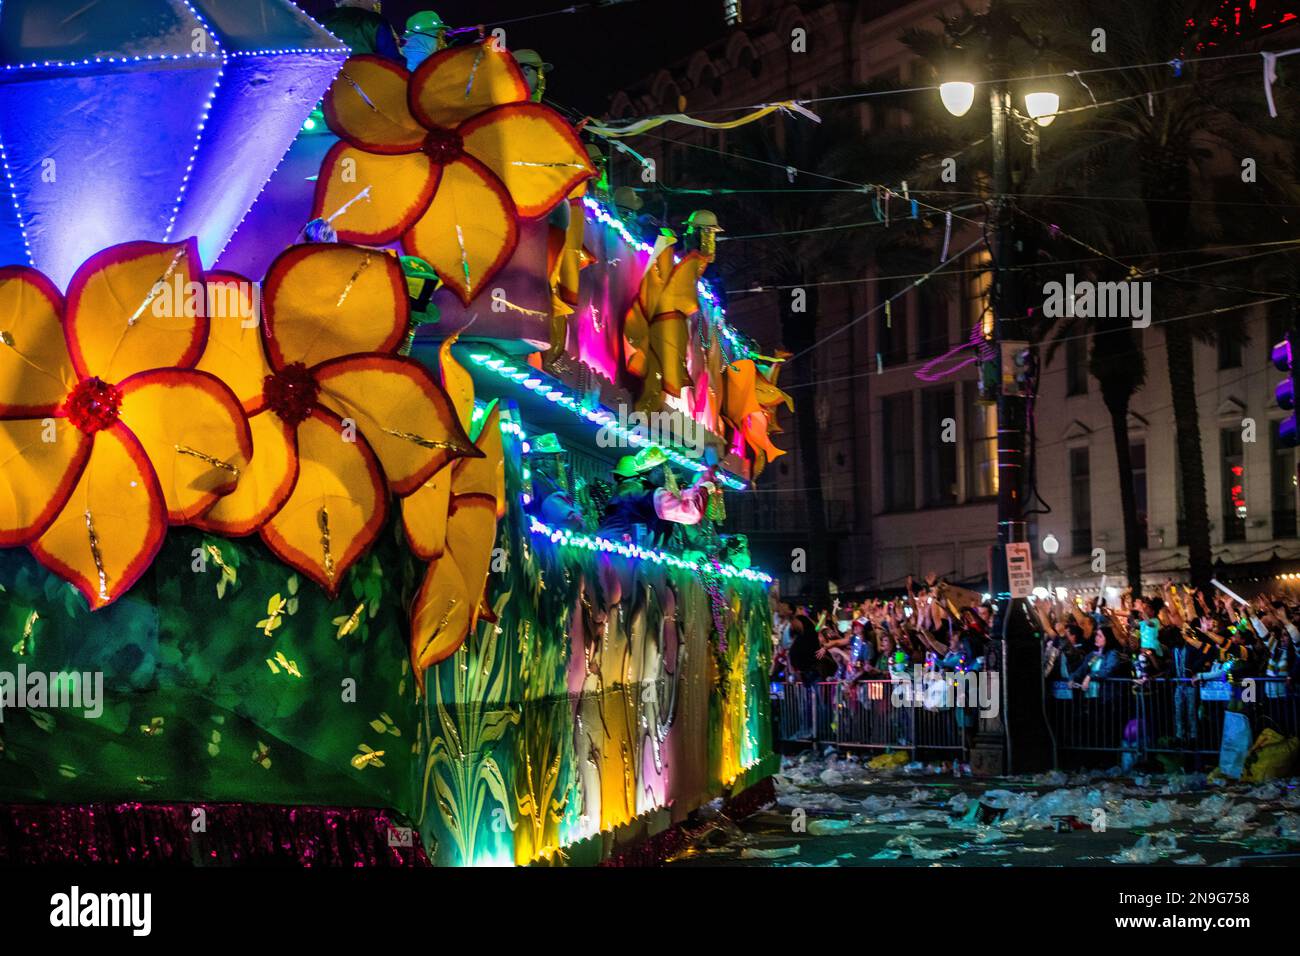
[263,362,320,427]
[422,126,464,165]
[64,377,122,434]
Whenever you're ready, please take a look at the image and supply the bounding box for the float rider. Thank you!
[402,10,449,72]
[513,49,552,102]
[320,0,403,62]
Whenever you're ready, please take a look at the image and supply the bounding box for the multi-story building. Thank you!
[610,0,1300,597]
[1033,301,1300,590]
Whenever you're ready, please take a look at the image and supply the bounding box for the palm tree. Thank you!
[1091,316,1148,590]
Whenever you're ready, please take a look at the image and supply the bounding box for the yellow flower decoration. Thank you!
[194,243,479,596]
[312,46,596,305]
[624,242,709,413]
[0,241,251,609]
[405,338,506,688]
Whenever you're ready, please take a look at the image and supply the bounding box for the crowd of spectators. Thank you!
[771,577,1300,701]
[1037,582,1298,700]
[771,576,994,685]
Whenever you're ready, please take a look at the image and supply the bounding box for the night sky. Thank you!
[298,0,725,115]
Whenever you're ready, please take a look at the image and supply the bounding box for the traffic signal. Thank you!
[1273,328,1300,446]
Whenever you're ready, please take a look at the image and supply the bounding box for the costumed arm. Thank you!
[1094,649,1122,680]
[1180,626,1213,653]
[652,468,716,525]
[1068,654,1094,684]
[915,628,948,656]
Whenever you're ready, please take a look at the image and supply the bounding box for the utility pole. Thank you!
[979,2,1051,774]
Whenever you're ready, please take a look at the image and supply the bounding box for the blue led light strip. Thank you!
[228,48,350,58]
[163,1,228,242]
[0,53,223,71]
[0,133,33,266]
[466,350,748,491]
[528,515,772,584]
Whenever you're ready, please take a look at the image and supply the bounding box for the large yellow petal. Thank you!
[409,555,471,687]
[259,408,387,597]
[657,251,706,317]
[453,400,505,517]
[459,104,595,218]
[409,491,500,686]
[314,354,478,495]
[29,424,166,611]
[438,333,475,431]
[624,302,649,378]
[0,417,91,546]
[64,240,207,383]
[324,55,425,153]
[742,410,785,462]
[754,375,794,412]
[0,267,74,416]
[312,143,438,245]
[194,409,298,536]
[409,42,528,130]
[722,359,763,429]
[555,197,588,303]
[196,272,270,411]
[638,246,673,314]
[116,369,252,524]
[401,465,452,561]
[648,313,690,398]
[447,492,499,635]
[262,244,408,369]
[403,156,518,305]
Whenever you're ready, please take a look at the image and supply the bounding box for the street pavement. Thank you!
[667,752,1300,867]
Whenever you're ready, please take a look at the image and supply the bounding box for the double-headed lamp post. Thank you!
[938,1,1059,773]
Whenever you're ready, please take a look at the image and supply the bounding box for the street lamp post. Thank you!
[941,1,1054,773]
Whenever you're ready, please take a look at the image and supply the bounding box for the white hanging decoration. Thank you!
[1262,49,1300,119]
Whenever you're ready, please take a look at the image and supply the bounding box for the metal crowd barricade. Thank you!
[770,678,970,759]
[1046,677,1300,764]
[775,676,1300,764]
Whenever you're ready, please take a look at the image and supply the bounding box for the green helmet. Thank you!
[405,10,445,35]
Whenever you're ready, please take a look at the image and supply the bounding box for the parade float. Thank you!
[0,0,787,866]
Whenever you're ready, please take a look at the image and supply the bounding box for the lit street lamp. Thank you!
[1023,90,1060,126]
[939,80,976,117]
[939,0,1057,773]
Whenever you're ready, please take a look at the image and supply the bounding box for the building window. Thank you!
[1065,334,1088,396]
[964,249,993,342]
[915,284,948,359]
[1273,420,1297,538]
[1131,440,1149,547]
[881,394,915,511]
[877,277,909,367]
[1069,446,1091,555]
[921,387,957,506]
[1218,332,1243,370]
[1222,427,1246,542]
[963,381,997,500]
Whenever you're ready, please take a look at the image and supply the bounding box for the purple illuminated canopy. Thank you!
[0,0,348,288]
